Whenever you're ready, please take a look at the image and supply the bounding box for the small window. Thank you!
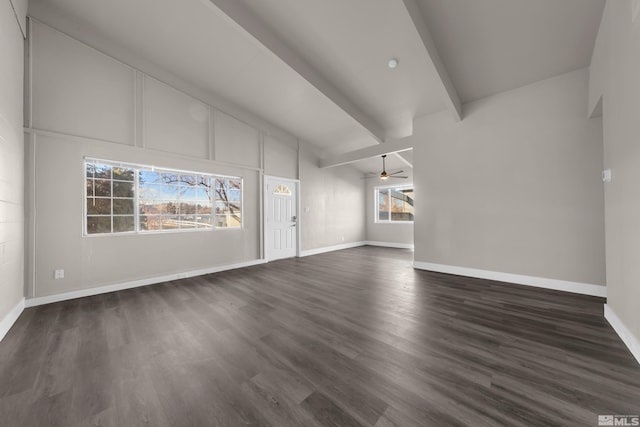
[84,158,242,235]
[375,186,414,223]
[274,184,292,196]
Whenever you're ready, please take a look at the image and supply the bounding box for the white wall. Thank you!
[590,1,640,343]
[27,21,261,298]
[365,170,414,247]
[412,69,606,288]
[0,0,25,330]
[9,0,27,37]
[299,143,366,251]
[264,134,298,180]
[25,19,365,299]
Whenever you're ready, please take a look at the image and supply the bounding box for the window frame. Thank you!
[83,158,243,237]
[374,184,414,224]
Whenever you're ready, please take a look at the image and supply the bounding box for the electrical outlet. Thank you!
[54,269,64,280]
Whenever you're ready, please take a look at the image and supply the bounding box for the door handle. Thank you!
[292,215,297,221]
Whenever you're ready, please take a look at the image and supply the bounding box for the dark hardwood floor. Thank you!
[1,246,639,426]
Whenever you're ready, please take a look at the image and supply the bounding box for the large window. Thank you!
[85,159,242,235]
[376,185,414,223]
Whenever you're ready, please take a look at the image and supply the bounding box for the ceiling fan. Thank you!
[362,155,408,180]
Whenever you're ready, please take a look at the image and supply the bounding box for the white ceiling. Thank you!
[416,0,606,103]
[28,0,605,174]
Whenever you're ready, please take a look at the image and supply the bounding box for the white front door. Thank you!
[265,177,298,261]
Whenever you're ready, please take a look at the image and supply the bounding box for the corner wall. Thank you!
[299,143,366,252]
[0,0,26,337]
[412,69,606,291]
[590,1,640,350]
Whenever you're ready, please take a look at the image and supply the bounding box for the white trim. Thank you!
[365,241,414,250]
[413,261,606,297]
[0,298,25,342]
[299,241,367,257]
[604,304,640,365]
[25,259,266,308]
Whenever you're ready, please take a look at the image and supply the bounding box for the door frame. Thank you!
[263,175,301,261]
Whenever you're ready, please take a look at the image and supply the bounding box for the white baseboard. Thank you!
[25,259,267,308]
[365,241,414,250]
[299,241,367,257]
[604,304,640,365]
[413,261,607,297]
[0,298,25,343]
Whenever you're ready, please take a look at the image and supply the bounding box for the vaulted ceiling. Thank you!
[28,0,605,173]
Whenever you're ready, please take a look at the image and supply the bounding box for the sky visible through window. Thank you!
[85,159,242,235]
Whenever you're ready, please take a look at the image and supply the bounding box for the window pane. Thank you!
[196,203,211,214]
[113,216,134,233]
[113,181,134,198]
[113,167,134,181]
[228,189,241,203]
[140,215,162,231]
[228,214,241,228]
[93,164,112,179]
[140,201,163,215]
[216,215,228,228]
[113,199,134,215]
[139,170,162,184]
[163,185,180,201]
[215,188,228,203]
[87,216,111,234]
[86,162,96,178]
[88,179,111,197]
[162,215,179,230]
[387,187,414,222]
[180,186,198,201]
[229,203,241,215]
[180,202,196,215]
[177,214,197,229]
[179,173,196,186]
[87,198,111,215]
[196,215,212,228]
[196,188,211,202]
[215,201,229,214]
[161,172,179,184]
[229,179,241,189]
[377,190,389,221]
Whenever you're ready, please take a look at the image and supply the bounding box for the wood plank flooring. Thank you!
[1,246,639,426]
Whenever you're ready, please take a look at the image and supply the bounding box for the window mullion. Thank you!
[134,168,140,233]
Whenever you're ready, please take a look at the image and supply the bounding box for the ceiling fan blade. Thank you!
[388,176,408,179]
[388,170,405,176]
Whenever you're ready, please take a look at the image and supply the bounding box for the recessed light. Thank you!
[388,58,399,69]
